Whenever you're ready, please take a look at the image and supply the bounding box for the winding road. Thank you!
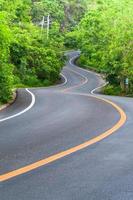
[0,51,133,200]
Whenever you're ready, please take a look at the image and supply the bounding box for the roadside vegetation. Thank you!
[0,0,87,103]
[0,0,132,104]
[66,0,133,96]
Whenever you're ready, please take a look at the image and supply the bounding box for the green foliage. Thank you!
[0,0,60,102]
[69,0,133,95]
[0,0,132,103]
[0,64,14,103]
[65,31,78,48]
[102,85,123,96]
[0,0,86,103]
[0,15,14,103]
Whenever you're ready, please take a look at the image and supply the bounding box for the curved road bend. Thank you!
[0,51,133,200]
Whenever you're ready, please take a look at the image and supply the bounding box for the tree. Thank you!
[71,0,133,95]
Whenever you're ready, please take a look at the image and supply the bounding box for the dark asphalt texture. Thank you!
[0,52,133,200]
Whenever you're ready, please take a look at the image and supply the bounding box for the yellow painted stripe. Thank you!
[0,95,126,182]
[62,67,88,92]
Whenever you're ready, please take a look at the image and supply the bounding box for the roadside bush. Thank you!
[0,64,14,103]
[102,85,122,96]
[0,21,14,103]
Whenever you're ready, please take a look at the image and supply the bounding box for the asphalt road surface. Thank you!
[0,51,133,200]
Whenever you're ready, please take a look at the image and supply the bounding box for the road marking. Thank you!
[63,54,107,94]
[69,54,100,76]
[25,73,68,90]
[0,56,68,123]
[0,54,127,182]
[69,55,79,66]
[63,54,101,92]
[68,54,108,93]
[0,73,67,123]
[0,89,35,123]
[91,82,108,94]
[0,93,126,182]
[44,73,68,88]
[62,67,88,92]
[60,73,68,86]
[62,54,89,91]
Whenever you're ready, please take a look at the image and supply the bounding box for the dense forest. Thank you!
[0,0,133,103]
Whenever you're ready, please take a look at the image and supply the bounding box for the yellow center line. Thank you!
[0,94,126,182]
[62,67,88,92]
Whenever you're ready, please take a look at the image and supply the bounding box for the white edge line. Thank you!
[69,54,103,78]
[75,64,100,76]
[91,82,108,95]
[69,53,108,95]
[69,55,100,85]
[0,73,67,123]
[31,73,68,89]
[0,89,35,122]
[68,56,88,84]
[59,73,67,86]
[0,53,105,123]
[69,55,79,66]
[46,73,68,88]
[65,66,88,84]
